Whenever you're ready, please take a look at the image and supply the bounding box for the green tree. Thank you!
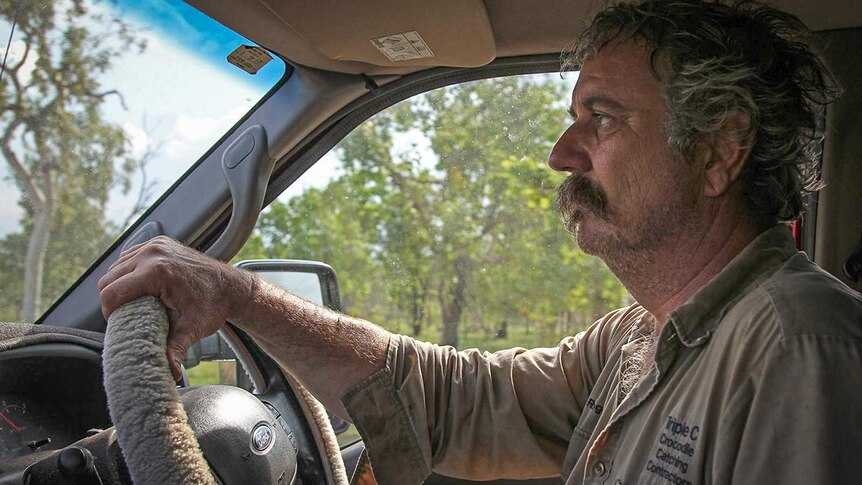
[0,0,146,321]
[243,74,631,349]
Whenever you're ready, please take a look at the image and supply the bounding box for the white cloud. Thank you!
[173,114,221,144]
[278,151,344,202]
[122,122,150,158]
[172,105,248,145]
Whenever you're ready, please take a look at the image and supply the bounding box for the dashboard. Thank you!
[0,344,112,462]
[0,326,330,484]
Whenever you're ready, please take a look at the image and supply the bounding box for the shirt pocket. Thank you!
[561,426,592,479]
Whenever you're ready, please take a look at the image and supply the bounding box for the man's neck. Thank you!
[608,210,762,330]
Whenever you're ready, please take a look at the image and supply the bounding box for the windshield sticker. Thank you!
[370,31,435,62]
[227,45,273,75]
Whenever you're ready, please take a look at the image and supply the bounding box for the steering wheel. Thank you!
[103,296,303,484]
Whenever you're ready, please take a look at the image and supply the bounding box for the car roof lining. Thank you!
[188,0,862,76]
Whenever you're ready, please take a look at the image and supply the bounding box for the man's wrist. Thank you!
[223,265,259,325]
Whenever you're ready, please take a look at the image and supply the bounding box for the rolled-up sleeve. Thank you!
[342,308,638,484]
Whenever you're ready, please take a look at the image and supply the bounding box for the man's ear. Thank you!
[701,111,753,198]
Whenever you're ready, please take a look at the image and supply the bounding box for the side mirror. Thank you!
[183,259,351,435]
[235,259,343,313]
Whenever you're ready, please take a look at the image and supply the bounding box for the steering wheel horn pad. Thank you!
[180,385,298,483]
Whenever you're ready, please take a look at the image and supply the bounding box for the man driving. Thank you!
[99,0,862,483]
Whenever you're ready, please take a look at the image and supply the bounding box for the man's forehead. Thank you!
[570,40,661,106]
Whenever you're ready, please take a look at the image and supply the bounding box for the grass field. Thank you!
[410,322,588,353]
[185,361,235,386]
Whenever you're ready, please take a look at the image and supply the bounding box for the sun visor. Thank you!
[189,0,496,75]
[264,0,494,68]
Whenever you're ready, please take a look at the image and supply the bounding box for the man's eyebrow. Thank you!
[579,96,629,112]
[566,96,628,120]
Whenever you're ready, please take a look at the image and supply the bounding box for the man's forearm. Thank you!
[229,274,391,418]
[97,237,388,417]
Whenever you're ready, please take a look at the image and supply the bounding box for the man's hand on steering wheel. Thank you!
[98,236,254,381]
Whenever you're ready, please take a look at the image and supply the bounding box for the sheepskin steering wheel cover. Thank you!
[103,296,214,484]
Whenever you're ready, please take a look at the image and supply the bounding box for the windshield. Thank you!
[0,0,286,322]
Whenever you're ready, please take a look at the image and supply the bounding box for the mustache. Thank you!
[555,173,610,227]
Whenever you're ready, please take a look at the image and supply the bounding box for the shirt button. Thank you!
[593,462,607,477]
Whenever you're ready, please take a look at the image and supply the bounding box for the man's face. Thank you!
[550,40,703,260]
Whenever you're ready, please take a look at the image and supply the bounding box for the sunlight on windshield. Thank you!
[0,0,286,322]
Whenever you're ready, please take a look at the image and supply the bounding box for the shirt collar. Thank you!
[667,224,800,347]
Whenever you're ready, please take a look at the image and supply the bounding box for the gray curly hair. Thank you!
[563,0,841,225]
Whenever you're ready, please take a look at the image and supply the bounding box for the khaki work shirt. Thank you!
[342,226,862,484]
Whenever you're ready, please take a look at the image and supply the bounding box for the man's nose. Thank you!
[548,123,591,173]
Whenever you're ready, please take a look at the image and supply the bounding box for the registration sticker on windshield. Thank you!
[370,31,435,62]
[227,45,273,75]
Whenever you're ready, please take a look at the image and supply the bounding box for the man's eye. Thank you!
[593,112,613,126]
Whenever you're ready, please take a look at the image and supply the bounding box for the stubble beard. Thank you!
[555,171,703,268]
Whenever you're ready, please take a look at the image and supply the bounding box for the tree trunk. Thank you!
[496,319,508,339]
[410,317,423,337]
[410,285,424,336]
[591,285,605,322]
[440,257,469,347]
[20,201,52,322]
[441,303,461,347]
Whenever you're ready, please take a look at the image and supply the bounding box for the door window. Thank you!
[237,73,631,353]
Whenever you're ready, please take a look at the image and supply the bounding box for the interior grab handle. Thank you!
[206,125,276,259]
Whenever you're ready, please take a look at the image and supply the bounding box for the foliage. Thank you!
[238,75,632,349]
[0,0,146,321]
[0,0,149,321]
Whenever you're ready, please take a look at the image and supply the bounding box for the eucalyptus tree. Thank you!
[0,0,146,321]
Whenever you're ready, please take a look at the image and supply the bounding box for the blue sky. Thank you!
[0,0,289,236]
[0,0,295,316]
[104,0,286,89]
